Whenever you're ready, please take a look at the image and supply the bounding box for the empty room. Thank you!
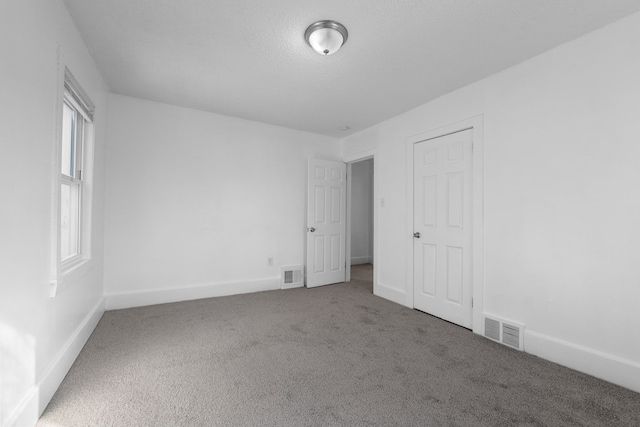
[2,0,640,426]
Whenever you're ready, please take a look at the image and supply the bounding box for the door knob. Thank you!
[308,227,316,232]
[413,232,421,238]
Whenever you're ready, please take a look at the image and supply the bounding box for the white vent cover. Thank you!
[502,323,521,349]
[483,314,524,351]
[484,317,501,342]
[281,265,304,289]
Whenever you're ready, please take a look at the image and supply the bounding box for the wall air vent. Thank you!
[281,265,304,289]
[484,317,501,342]
[502,323,521,349]
[483,314,525,351]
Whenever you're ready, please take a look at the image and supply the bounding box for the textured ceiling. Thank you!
[63,0,640,137]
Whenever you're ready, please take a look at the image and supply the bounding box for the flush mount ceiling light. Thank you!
[305,20,348,55]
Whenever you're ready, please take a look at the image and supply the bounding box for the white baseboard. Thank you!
[351,256,372,265]
[106,277,281,310]
[4,385,38,427]
[374,282,409,308]
[525,329,640,393]
[6,297,105,427]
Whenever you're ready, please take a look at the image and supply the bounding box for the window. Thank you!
[59,69,94,268]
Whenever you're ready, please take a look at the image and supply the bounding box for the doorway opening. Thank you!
[348,158,374,292]
[350,263,373,292]
[345,149,378,295]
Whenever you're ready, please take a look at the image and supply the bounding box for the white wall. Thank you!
[0,1,108,425]
[104,95,341,308]
[342,12,640,392]
[350,159,373,264]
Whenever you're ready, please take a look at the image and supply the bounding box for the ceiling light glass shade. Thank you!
[305,20,348,55]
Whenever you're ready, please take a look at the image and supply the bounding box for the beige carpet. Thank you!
[38,264,640,426]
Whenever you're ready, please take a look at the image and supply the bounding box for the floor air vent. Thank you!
[281,266,304,289]
[483,315,524,351]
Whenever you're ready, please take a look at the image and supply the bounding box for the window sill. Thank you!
[50,257,93,297]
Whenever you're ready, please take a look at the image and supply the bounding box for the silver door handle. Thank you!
[308,227,316,232]
[413,232,421,238]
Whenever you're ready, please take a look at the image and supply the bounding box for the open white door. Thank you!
[306,159,347,288]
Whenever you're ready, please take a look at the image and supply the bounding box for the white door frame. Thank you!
[344,148,379,292]
[405,116,484,335]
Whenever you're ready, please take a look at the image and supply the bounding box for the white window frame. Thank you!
[50,67,95,296]
[60,95,85,266]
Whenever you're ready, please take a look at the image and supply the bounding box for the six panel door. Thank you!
[306,159,347,287]
[413,129,473,328]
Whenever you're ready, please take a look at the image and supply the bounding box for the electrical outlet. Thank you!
[267,257,273,266]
